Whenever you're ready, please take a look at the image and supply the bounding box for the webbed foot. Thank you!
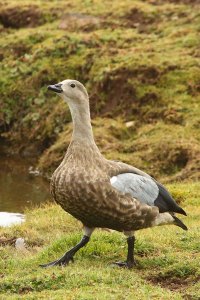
[40,251,74,268]
[39,235,90,268]
[113,260,136,269]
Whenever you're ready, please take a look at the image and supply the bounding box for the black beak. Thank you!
[48,83,63,93]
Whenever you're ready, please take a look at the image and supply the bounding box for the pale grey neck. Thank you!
[67,99,95,144]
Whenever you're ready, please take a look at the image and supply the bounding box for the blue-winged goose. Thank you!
[40,79,187,269]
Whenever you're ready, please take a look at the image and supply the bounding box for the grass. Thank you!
[0,1,200,298]
[0,182,199,299]
[0,0,200,182]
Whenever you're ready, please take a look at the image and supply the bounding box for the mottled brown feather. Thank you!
[51,140,159,232]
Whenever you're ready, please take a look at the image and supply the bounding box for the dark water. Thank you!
[0,156,51,214]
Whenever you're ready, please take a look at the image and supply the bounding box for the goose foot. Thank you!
[39,252,74,267]
[39,235,90,268]
[113,260,136,269]
[113,236,136,269]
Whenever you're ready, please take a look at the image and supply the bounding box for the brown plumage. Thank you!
[51,141,158,232]
[40,79,187,269]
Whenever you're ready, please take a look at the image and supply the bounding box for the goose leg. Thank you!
[40,226,94,268]
[114,236,136,269]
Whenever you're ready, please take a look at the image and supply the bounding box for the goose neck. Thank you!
[68,100,94,144]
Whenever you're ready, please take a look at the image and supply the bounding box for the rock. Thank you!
[125,121,135,128]
[15,238,28,253]
[59,13,101,31]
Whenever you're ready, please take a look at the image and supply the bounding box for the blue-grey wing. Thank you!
[110,173,159,206]
[110,173,187,215]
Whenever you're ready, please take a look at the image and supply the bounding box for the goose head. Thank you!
[48,79,89,106]
[48,79,94,142]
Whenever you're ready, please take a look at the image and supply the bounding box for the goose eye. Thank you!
[70,83,76,88]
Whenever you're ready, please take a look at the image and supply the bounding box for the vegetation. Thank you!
[0,0,199,299]
[0,183,199,299]
[0,0,200,181]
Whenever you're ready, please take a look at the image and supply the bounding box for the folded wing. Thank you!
[110,173,186,215]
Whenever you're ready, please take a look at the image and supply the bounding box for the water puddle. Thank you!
[0,155,51,227]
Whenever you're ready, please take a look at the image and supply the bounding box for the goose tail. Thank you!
[173,215,188,231]
[174,205,187,216]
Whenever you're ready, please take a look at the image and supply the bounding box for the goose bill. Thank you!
[48,84,63,93]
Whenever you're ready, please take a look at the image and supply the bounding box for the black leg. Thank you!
[114,236,136,269]
[126,236,136,268]
[40,235,90,268]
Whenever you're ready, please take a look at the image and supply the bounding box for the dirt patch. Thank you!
[156,141,200,181]
[183,294,200,300]
[163,108,184,125]
[0,6,43,28]
[170,152,200,182]
[148,142,190,177]
[0,52,4,61]
[89,65,181,125]
[90,69,137,118]
[90,66,162,119]
[150,0,200,5]
[140,92,159,105]
[0,237,16,246]
[147,274,200,291]
[134,66,161,84]
[187,82,200,96]
[167,0,200,4]
[59,13,102,32]
[126,137,199,179]
[19,287,34,294]
[10,43,31,58]
[160,146,189,174]
[124,8,157,25]
[122,8,160,32]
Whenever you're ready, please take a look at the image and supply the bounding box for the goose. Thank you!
[40,79,187,269]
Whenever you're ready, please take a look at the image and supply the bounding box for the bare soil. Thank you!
[90,67,163,118]
[0,6,43,28]
[147,274,200,292]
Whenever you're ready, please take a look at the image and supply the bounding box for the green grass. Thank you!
[0,0,200,182]
[0,183,199,299]
[0,1,200,298]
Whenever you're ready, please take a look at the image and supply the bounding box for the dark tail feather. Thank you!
[173,215,188,231]
[154,181,187,216]
[175,206,187,216]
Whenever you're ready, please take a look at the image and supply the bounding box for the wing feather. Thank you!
[110,173,159,206]
[110,172,186,215]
